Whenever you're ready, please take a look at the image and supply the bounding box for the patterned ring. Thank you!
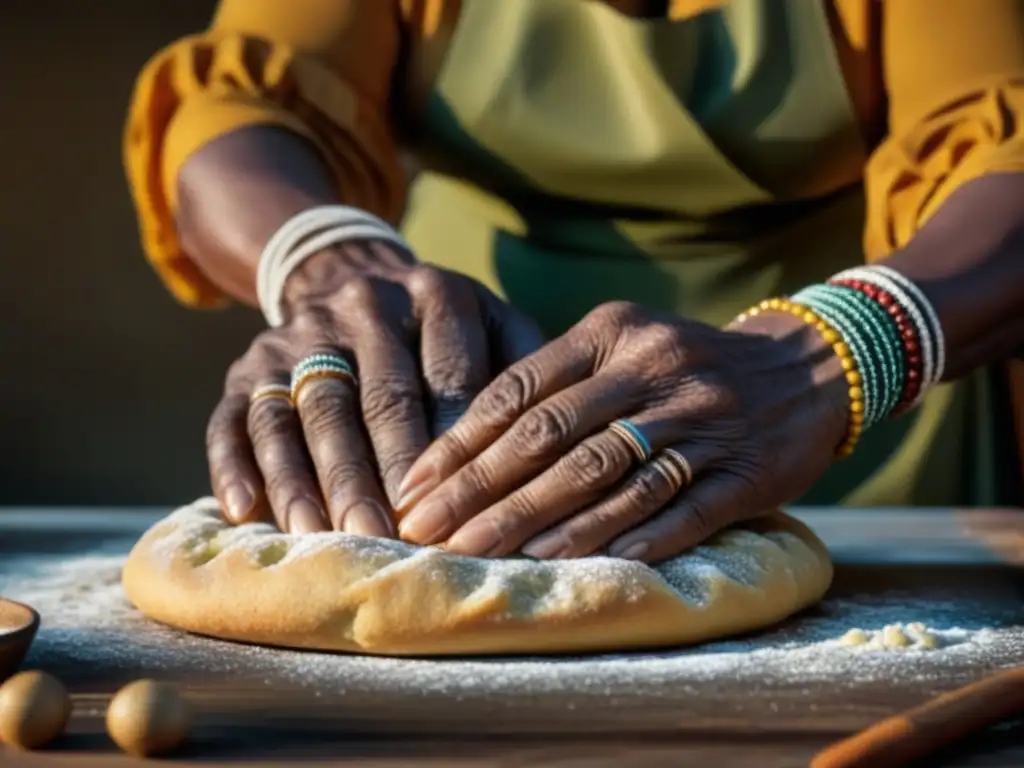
[608,419,652,463]
[291,353,355,379]
[290,353,357,399]
[249,383,292,405]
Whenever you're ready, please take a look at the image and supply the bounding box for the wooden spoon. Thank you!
[0,598,39,682]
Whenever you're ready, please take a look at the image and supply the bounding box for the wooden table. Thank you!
[0,507,1022,767]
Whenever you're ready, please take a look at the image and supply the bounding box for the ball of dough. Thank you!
[0,671,72,749]
[106,680,191,757]
[838,628,869,647]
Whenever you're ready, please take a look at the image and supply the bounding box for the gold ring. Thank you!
[607,421,650,463]
[290,368,357,403]
[249,383,292,405]
[659,448,694,487]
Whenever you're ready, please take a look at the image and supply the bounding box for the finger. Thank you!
[607,471,758,563]
[396,326,599,507]
[344,281,432,506]
[207,393,267,524]
[398,379,647,547]
[442,427,638,557]
[408,269,491,437]
[247,386,329,534]
[477,287,546,368]
[293,368,395,537]
[521,442,716,559]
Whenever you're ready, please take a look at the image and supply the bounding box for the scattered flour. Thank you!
[2,546,1022,702]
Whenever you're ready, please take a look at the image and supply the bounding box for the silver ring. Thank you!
[658,448,694,487]
[249,382,292,405]
[608,419,652,463]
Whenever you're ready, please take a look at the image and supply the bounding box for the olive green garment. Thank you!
[400,0,1000,506]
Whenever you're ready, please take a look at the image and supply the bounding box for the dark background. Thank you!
[1,0,259,504]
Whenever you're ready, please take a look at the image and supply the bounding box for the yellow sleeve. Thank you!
[862,0,1024,261]
[123,0,407,307]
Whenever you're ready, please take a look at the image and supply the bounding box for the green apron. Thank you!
[400,0,1000,506]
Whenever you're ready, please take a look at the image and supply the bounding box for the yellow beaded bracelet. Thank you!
[735,297,863,458]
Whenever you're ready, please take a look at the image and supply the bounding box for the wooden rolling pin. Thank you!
[811,666,1024,768]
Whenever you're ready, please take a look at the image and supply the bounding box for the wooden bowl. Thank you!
[0,598,39,682]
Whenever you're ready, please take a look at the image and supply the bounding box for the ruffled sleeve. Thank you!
[123,1,407,307]
[862,0,1024,261]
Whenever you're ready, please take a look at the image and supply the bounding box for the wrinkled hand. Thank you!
[394,301,849,562]
[207,242,544,535]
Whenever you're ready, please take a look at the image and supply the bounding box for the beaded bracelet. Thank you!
[734,267,944,457]
[830,265,945,411]
[787,290,885,427]
[829,274,923,414]
[793,284,907,424]
[734,297,865,458]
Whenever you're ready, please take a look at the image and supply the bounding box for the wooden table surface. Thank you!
[0,506,1022,767]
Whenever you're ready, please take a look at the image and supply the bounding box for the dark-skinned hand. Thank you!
[207,241,545,536]
[394,301,850,563]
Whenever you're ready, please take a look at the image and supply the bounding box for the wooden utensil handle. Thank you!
[811,667,1024,768]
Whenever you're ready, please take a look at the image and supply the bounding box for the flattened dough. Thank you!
[122,498,833,656]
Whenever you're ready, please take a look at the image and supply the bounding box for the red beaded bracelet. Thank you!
[829,278,923,415]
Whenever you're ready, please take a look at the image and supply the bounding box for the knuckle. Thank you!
[300,384,358,434]
[578,502,634,538]
[321,460,373,497]
[561,440,623,488]
[626,465,674,506]
[440,461,492,510]
[636,323,687,369]
[224,358,252,390]
[513,405,574,459]
[478,366,537,424]
[642,322,684,353]
[404,266,452,301]
[361,376,421,426]
[711,385,743,418]
[337,275,379,309]
[423,358,477,401]
[260,468,306,500]
[247,399,290,446]
[292,304,335,335]
[589,300,638,327]
[376,449,422,489]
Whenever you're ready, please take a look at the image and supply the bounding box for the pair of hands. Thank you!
[209,243,849,563]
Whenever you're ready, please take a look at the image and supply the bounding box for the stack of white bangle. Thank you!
[256,205,411,327]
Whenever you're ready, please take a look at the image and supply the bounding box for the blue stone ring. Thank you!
[607,419,652,463]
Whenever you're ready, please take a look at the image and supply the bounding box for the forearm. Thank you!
[879,172,1024,379]
[175,126,412,308]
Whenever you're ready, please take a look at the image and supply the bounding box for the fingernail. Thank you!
[397,500,448,545]
[343,501,395,538]
[610,541,649,560]
[444,522,503,557]
[288,499,327,534]
[396,465,440,510]
[223,483,254,523]
[520,535,569,559]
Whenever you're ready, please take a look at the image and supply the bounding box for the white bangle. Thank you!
[832,267,936,406]
[256,206,411,327]
[868,265,946,385]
